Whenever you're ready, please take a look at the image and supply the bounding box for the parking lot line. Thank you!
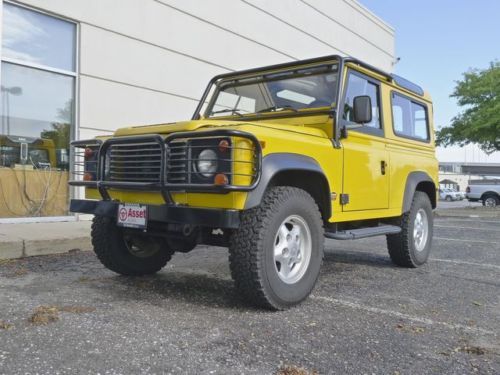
[436,218,500,224]
[435,225,500,232]
[311,295,495,336]
[434,236,498,245]
[431,258,500,270]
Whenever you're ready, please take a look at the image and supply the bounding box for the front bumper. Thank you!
[70,199,240,229]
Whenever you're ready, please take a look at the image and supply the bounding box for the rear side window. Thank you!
[391,92,429,141]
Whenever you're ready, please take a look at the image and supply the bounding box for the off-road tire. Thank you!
[229,186,324,310]
[482,193,499,207]
[91,216,174,276]
[387,191,433,268]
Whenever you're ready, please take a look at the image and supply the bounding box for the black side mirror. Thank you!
[352,95,372,124]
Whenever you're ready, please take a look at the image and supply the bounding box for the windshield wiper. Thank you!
[257,105,298,113]
[210,108,244,117]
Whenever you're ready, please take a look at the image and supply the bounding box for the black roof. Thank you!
[215,55,424,97]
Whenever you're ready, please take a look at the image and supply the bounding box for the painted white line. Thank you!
[430,258,500,270]
[434,236,498,245]
[435,225,500,232]
[311,295,495,336]
[436,218,500,224]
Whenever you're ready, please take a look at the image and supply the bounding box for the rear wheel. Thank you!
[229,187,324,310]
[445,195,452,202]
[91,216,174,276]
[387,191,433,267]
[482,194,499,207]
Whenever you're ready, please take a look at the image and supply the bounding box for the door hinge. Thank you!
[340,194,349,205]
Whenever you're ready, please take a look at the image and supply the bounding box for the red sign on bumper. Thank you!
[116,204,147,229]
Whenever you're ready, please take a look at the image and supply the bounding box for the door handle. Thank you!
[381,160,387,175]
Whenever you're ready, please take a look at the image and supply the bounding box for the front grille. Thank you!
[166,141,188,183]
[108,142,162,182]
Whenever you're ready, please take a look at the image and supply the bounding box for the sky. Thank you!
[360,0,500,163]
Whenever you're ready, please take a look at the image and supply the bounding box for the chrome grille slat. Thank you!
[167,141,188,183]
[109,154,162,159]
[107,141,162,183]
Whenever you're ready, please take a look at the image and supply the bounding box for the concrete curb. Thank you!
[0,221,92,260]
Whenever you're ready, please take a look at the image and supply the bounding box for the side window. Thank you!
[391,93,429,141]
[343,73,381,129]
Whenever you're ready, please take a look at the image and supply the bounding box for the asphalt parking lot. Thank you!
[1,214,499,374]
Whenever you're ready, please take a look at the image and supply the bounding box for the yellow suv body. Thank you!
[70,55,438,309]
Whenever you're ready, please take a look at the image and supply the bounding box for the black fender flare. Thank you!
[245,153,331,218]
[402,171,436,212]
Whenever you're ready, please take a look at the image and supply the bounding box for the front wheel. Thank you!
[229,187,324,310]
[91,216,175,276]
[387,191,433,267]
[482,194,499,207]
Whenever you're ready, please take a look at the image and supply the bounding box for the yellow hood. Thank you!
[113,119,328,138]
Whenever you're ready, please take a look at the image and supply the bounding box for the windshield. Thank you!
[206,64,339,118]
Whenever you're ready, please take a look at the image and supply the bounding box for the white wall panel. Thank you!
[15,0,395,131]
[242,0,394,71]
[157,0,342,62]
[79,24,226,100]
[79,76,196,131]
[305,0,394,51]
[17,0,289,70]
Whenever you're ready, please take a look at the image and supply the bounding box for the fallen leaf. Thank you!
[29,306,59,325]
[0,320,13,330]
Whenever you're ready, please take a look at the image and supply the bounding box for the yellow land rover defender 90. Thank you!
[70,55,438,310]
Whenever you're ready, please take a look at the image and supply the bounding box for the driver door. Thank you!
[340,70,389,211]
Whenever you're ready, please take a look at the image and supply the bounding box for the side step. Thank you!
[325,224,401,240]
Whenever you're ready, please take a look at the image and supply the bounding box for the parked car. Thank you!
[466,183,500,207]
[69,55,438,310]
[439,188,461,201]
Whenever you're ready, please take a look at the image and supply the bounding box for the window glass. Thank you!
[391,93,429,141]
[211,89,256,116]
[276,90,315,105]
[342,73,381,129]
[413,103,428,139]
[2,3,76,71]
[206,64,338,117]
[1,62,74,141]
[0,62,74,217]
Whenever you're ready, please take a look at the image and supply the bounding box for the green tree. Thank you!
[41,99,73,149]
[436,61,500,154]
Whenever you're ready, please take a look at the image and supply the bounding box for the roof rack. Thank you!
[391,74,424,96]
[343,57,424,96]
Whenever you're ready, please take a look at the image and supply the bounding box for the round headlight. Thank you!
[196,149,218,177]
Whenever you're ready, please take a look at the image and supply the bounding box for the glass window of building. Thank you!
[0,2,76,218]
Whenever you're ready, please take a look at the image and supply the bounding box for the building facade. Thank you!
[0,0,395,221]
[439,162,500,192]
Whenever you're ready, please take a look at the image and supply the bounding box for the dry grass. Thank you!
[0,320,14,330]
[29,305,95,325]
[276,365,319,375]
[456,345,487,355]
[29,306,60,325]
[396,323,425,334]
